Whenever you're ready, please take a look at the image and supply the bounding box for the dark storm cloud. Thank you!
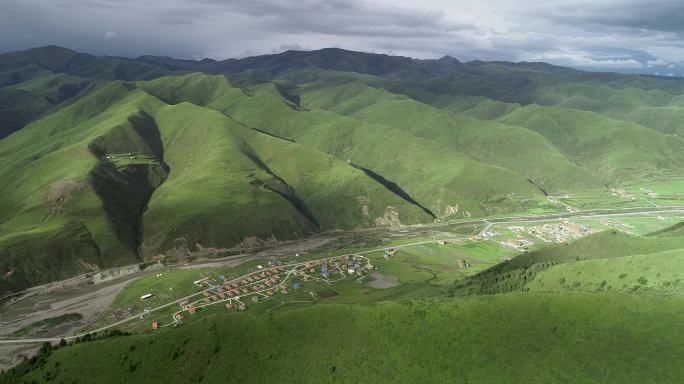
[540,0,684,34]
[155,0,471,37]
[0,0,683,74]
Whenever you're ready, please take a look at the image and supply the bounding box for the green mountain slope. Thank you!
[0,46,177,138]
[298,81,594,191]
[497,105,684,182]
[140,74,545,217]
[0,75,442,293]
[0,67,101,138]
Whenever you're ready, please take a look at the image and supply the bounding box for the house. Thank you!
[151,321,159,330]
[252,296,259,303]
[140,293,153,300]
[188,306,198,315]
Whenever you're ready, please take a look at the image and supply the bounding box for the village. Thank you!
[483,220,597,251]
[510,220,596,243]
[144,254,373,329]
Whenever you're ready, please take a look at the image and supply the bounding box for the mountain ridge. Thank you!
[3,46,684,294]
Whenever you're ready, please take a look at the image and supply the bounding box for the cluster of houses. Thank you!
[193,267,289,306]
[514,220,595,243]
[295,255,370,280]
[611,188,637,201]
[383,248,398,259]
[163,254,372,326]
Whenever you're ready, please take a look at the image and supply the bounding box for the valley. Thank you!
[2,205,683,374]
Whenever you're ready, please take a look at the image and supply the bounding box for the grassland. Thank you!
[5,293,684,384]
[527,249,684,293]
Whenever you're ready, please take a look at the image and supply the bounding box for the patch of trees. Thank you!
[450,261,556,295]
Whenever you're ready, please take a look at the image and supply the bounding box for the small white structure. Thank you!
[140,293,153,300]
[257,265,264,270]
[347,267,356,274]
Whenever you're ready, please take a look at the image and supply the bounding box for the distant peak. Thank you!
[28,45,78,54]
[437,55,461,64]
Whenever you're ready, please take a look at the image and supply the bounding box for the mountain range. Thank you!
[2,45,684,294]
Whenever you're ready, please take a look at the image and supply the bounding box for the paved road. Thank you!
[2,205,683,345]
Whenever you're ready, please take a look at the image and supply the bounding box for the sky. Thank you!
[2,0,684,75]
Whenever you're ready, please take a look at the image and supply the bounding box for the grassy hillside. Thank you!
[0,46,178,138]
[455,229,684,295]
[4,293,684,383]
[526,248,684,293]
[140,98,434,254]
[497,105,684,182]
[141,74,546,217]
[298,81,594,192]
[0,68,101,138]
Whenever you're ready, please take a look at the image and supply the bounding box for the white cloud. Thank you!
[529,49,645,68]
[646,59,669,67]
[103,30,118,39]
